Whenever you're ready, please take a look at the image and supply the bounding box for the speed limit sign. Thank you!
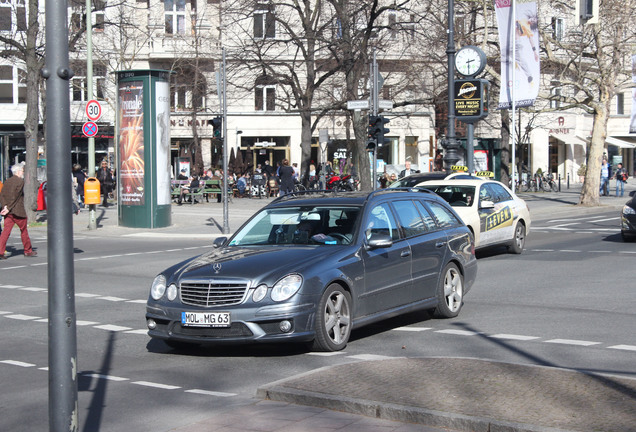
[86,99,102,121]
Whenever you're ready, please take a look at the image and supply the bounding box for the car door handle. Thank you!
[435,241,447,248]
[400,250,411,257]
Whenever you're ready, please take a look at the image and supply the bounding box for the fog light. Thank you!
[279,320,292,333]
[147,318,157,330]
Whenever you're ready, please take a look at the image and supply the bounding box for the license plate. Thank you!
[181,312,231,328]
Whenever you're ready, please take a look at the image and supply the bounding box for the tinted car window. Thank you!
[365,203,400,241]
[423,185,476,207]
[392,200,430,238]
[425,201,462,228]
[414,200,439,231]
[488,183,513,202]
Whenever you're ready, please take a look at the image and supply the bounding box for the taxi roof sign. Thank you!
[475,171,494,178]
[451,165,468,172]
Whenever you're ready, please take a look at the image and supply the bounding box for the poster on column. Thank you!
[155,80,171,205]
[494,0,540,109]
[118,81,145,205]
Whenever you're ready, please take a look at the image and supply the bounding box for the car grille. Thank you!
[172,322,253,338]
[180,279,249,307]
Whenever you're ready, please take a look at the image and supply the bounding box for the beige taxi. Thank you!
[419,179,531,253]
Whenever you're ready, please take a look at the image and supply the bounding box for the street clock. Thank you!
[455,45,487,77]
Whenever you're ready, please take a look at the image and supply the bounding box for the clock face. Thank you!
[455,46,486,77]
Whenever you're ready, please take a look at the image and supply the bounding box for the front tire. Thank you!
[433,263,464,318]
[312,284,352,352]
[508,222,526,254]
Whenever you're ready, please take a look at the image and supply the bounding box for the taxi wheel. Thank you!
[508,222,526,254]
[312,284,352,352]
[434,263,463,319]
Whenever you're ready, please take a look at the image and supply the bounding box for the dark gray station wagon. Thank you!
[146,189,478,351]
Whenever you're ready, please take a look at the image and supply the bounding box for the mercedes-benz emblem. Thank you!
[213,263,222,273]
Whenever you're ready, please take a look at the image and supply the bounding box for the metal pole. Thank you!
[372,50,378,190]
[511,0,517,193]
[467,123,475,173]
[43,0,79,429]
[222,48,229,234]
[86,0,97,229]
[444,0,460,171]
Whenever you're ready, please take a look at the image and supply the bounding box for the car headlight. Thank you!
[252,284,268,302]
[166,284,178,301]
[623,206,636,215]
[271,274,303,302]
[150,275,167,300]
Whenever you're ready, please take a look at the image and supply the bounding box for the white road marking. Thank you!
[0,285,23,289]
[132,381,181,390]
[185,389,237,397]
[97,296,128,302]
[558,250,582,253]
[126,299,147,304]
[20,287,47,292]
[0,360,36,367]
[608,345,636,352]
[76,293,100,298]
[6,314,40,321]
[124,329,148,335]
[307,352,344,357]
[531,249,555,252]
[489,334,540,341]
[81,373,129,382]
[394,326,432,332]
[435,329,481,336]
[544,339,601,347]
[76,320,100,326]
[93,324,133,332]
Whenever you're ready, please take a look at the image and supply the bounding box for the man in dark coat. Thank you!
[95,159,114,207]
[0,163,36,258]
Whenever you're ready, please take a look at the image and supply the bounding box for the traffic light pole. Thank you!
[371,51,378,190]
[221,48,229,234]
[444,0,461,171]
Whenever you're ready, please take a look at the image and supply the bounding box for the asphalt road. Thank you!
[1,199,635,431]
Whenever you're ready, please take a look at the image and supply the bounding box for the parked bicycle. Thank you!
[542,173,558,192]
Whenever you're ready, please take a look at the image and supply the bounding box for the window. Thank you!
[550,87,561,109]
[254,3,275,39]
[551,17,564,41]
[70,63,107,102]
[165,0,186,35]
[255,76,276,111]
[365,203,399,241]
[425,201,461,229]
[392,200,429,238]
[0,0,26,32]
[0,65,26,104]
[617,93,624,115]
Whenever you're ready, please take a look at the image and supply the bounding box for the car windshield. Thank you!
[228,206,360,246]
[421,185,476,207]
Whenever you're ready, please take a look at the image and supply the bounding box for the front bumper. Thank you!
[621,212,636,237]
[145,301,317,345]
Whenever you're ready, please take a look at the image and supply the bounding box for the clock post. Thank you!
[454,45,489,173]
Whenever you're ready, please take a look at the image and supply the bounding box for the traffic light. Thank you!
[367,115,390,149]
[211,116,222,138]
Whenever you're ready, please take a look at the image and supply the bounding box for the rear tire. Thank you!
[433,263,464,318]
[312,284,352,352]
[508,222,526,254]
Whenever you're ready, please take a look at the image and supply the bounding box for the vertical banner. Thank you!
[155,80,171,205]
[630,54,636,134]
[495,0,540,109]
[118,81,145,205]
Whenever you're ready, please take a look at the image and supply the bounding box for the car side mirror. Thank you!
[366,233,393,249]
[480,200,495,209]
[213,237,227,248]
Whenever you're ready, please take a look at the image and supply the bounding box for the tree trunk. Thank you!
[579,99,610,206]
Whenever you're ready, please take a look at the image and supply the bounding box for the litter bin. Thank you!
[84,177,101,205]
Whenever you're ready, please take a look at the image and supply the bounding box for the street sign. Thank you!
[82,121,98,137]
[378,99,393,110]
[347,100,369,110]
[85,99,102,121]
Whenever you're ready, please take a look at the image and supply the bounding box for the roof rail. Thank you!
[270,189,337,204]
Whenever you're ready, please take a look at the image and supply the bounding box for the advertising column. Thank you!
[116,70,171,228]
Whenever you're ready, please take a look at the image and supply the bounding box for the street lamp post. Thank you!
[443,0,461,171]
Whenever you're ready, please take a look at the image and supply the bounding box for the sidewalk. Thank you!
[26,186,636,432]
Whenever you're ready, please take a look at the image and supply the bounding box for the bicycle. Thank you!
[541,173,558,192]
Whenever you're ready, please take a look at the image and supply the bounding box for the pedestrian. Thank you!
[95,159,114,207]
[278,159,295,196]
[72,163,87,206]
[399,160,419,178]
[614,162,628,197]
[599,157,609,196]
[0,163,37,259]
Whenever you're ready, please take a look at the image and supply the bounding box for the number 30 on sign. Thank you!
[86,99,102,121]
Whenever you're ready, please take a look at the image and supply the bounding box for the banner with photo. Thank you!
[630,54,636,134]
[118,81,145,205]
[495,0,540,109]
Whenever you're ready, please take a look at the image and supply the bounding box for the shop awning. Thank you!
[606,136,636,149]
[550,133,587,146]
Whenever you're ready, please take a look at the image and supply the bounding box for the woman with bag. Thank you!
[615,162,628,197]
